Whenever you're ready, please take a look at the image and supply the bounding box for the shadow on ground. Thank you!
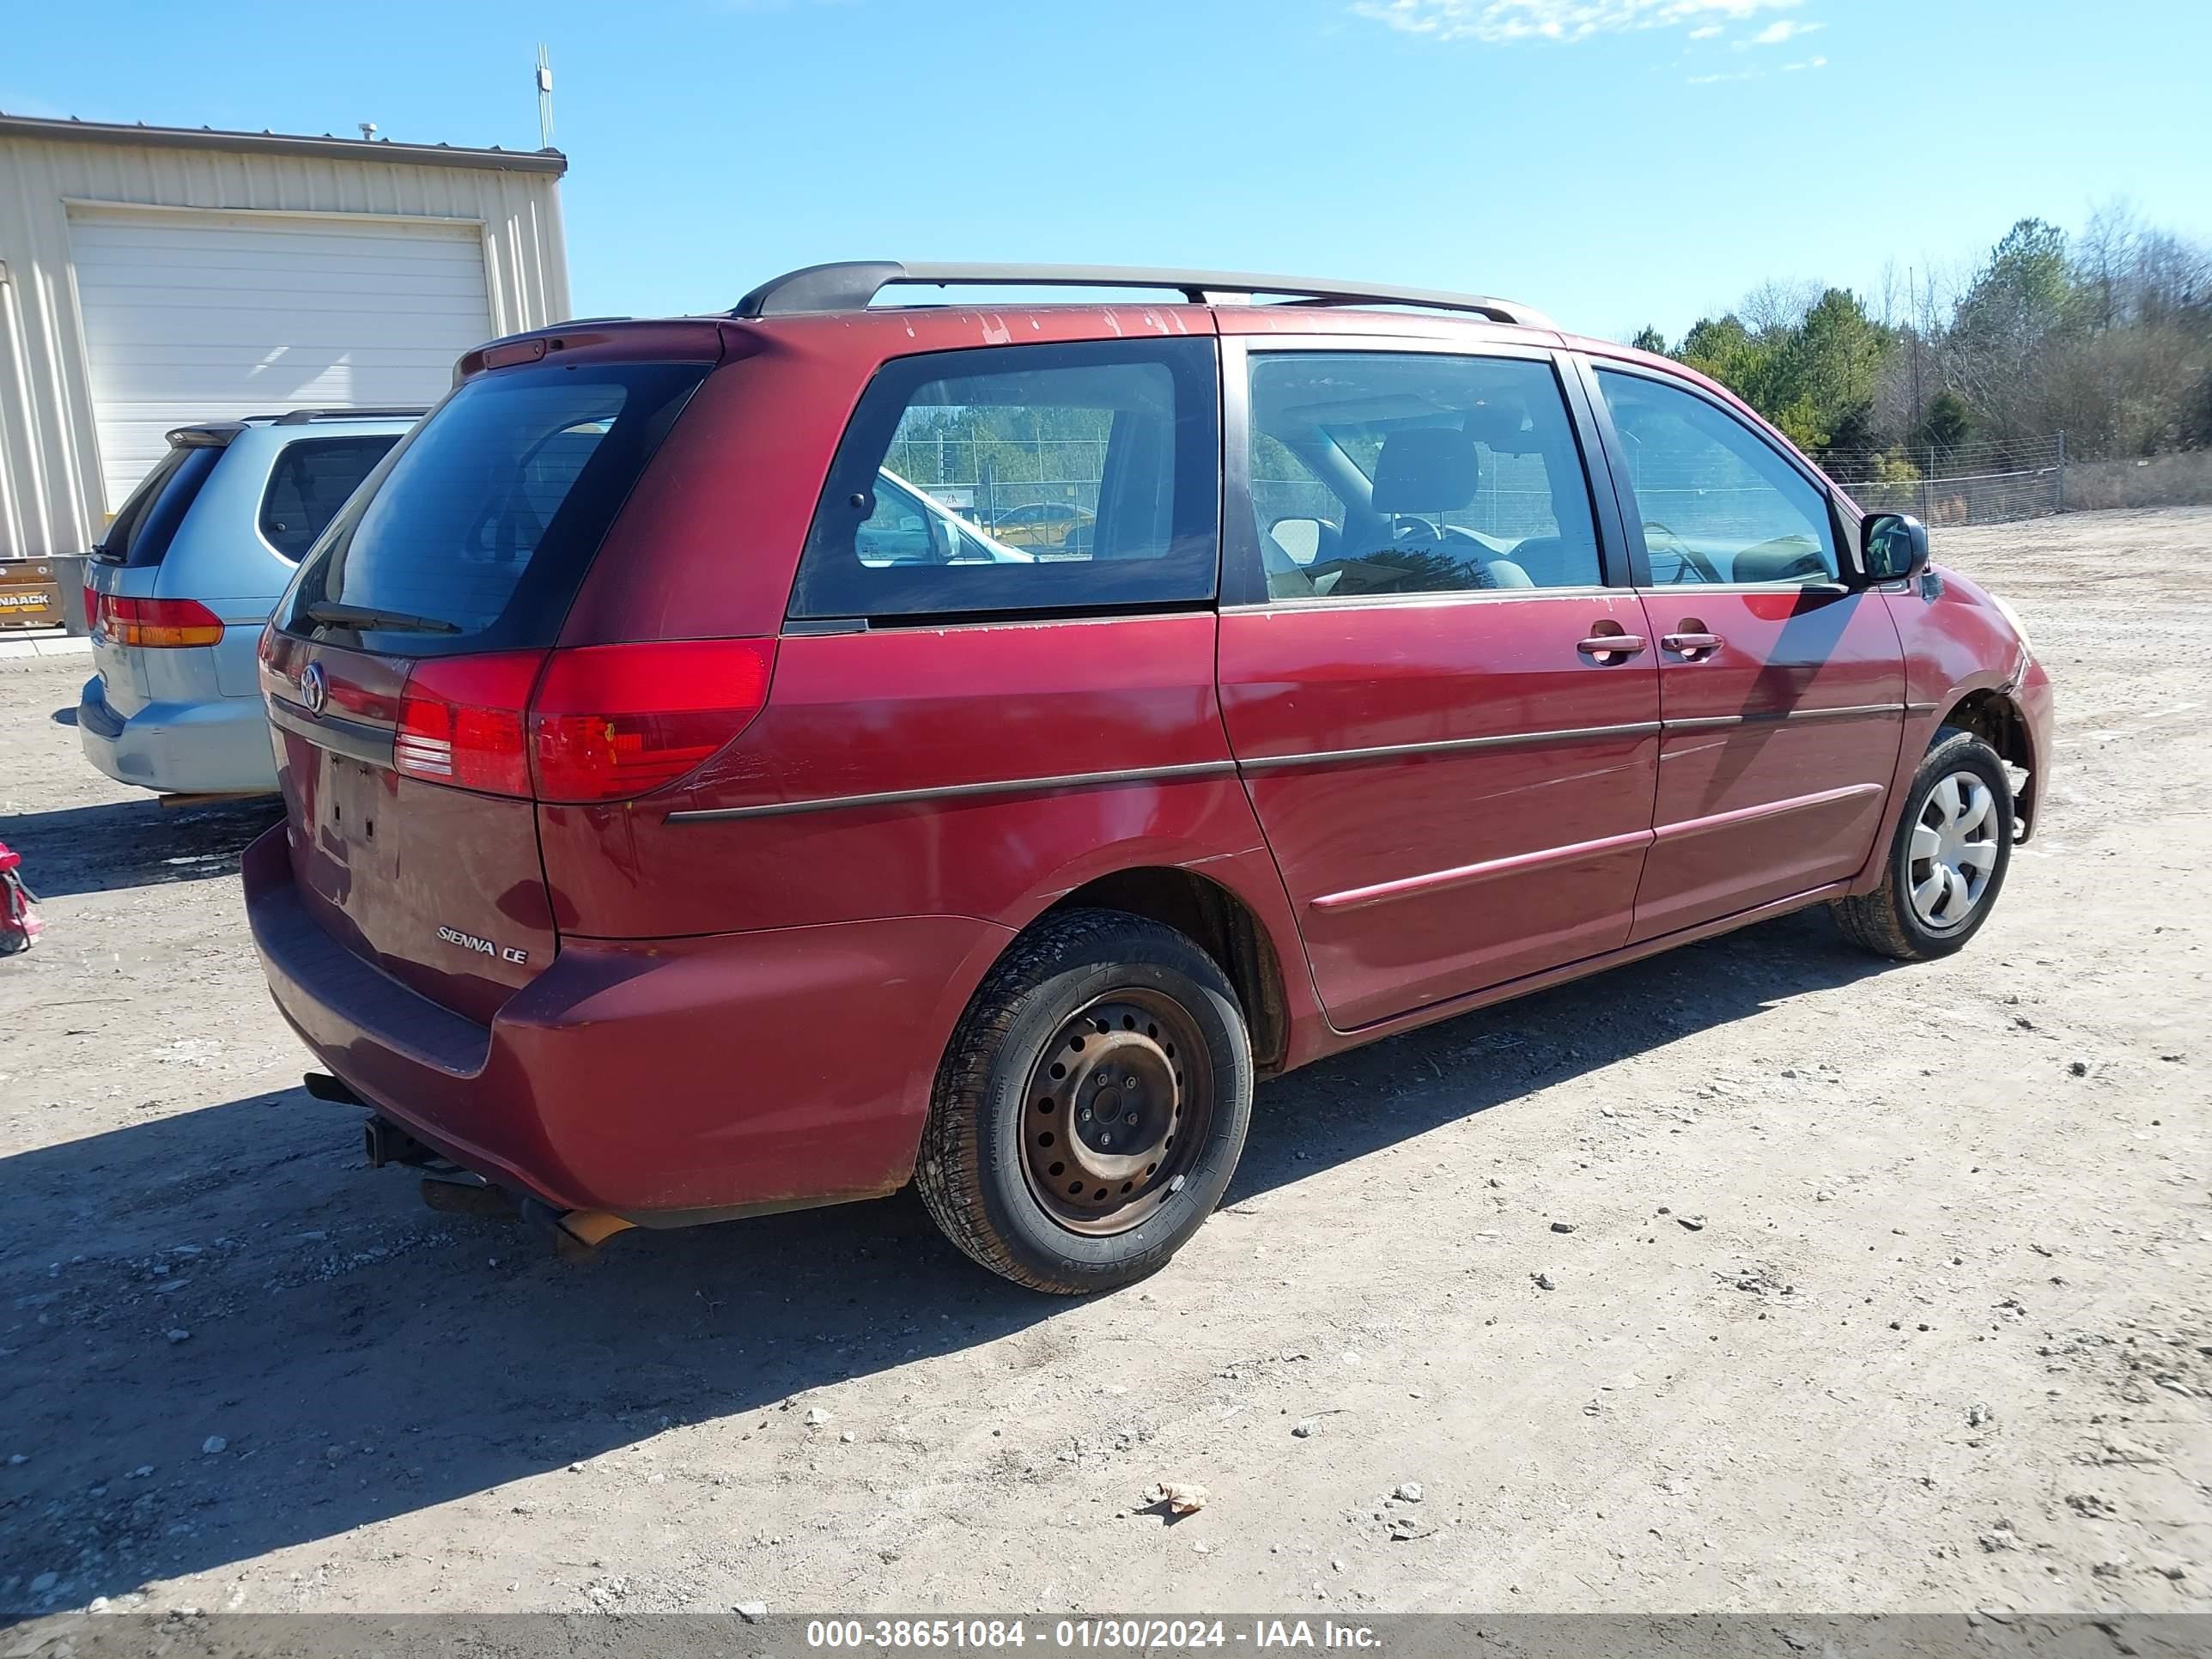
[0,797,282,899]
[0,908,1887,1610]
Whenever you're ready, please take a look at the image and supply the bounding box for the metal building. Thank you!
[0,113,571,566]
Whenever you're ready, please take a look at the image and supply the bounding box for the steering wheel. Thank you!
[1642,520,1722,584]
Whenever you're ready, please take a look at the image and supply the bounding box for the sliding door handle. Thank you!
[1577,633,1647,662]
[1662,630,1724,660]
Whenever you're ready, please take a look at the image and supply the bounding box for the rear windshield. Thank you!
[95,441,222,567]
[284,361,708,656]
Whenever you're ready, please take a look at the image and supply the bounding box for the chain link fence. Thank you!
[1817,434,2067,526]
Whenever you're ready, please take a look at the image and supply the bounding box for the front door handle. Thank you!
[1577,632,1647,662]
[1662,630,1724,660]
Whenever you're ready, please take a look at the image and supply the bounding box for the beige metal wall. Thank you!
[0,131,570,562]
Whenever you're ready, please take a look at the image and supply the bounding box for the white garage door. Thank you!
[70,206,493,510]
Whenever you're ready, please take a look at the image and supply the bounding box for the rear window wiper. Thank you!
[302,600,461,635]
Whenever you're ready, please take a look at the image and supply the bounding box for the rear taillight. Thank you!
[390,639,775,805]
[82,581,98,630]
[94,594,224,648]
[530,640,776,804]
[396,652,544,799]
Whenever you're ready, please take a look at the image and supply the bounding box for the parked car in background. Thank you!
[990,501,1095,554]
[79,410,419,796]
[244,263,2051,1295]
[855,468,1035,564]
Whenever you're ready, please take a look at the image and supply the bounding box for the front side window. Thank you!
[1246,352,1603,600]
[1595,369,1841,586]
[792,337,1218,619]
[258,435,403,560]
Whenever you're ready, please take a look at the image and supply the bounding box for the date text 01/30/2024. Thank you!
[803,1620,1381,1650]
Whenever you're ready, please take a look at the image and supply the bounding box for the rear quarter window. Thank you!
[791,337,1219,621]
[258,435,403,560]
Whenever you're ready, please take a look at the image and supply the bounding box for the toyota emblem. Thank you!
[300,661,329,717]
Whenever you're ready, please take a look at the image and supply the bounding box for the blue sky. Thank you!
[9,0,2209,341]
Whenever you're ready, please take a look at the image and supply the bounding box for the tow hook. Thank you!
[518,1197,636,1264]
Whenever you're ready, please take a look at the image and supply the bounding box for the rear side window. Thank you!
[94,441,222,567]
[792,337,1218,620]
[288,361,708,656]
[258,435,402,560]
[1247,352,1602,599]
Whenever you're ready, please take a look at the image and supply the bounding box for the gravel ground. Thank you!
[1,507,2207,1620]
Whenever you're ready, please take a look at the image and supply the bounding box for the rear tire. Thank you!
[915,908,1254,1295]
[1832,726,2014,962]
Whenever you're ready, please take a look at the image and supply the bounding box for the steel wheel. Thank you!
[1018,988,1213,1237]
[1907,768,2001,932]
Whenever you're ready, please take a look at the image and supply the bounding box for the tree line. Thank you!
[1629,204,2212,478]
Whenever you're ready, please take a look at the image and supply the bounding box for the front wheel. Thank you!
[915,908,1254,1295]
[1832,726,2014,961]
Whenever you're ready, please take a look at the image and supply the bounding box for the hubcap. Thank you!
[1908,769,2001,931]
[1019,988,1212,1237]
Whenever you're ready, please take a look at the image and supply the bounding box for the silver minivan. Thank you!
[79,410,418,796]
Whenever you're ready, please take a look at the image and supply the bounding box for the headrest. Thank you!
[1462,393,1541,455]
[1371,427,1480,513]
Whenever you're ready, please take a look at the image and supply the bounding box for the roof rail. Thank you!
[262,406,428,425]
[731,262,1554,329]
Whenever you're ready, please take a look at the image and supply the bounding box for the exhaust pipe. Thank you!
[304,1071,365,1106]
[518,1196,636,1264]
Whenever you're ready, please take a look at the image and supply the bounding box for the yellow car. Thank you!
[989,501,1095,554]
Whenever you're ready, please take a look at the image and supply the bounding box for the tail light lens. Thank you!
[396,652,545,799]
[531,640,776,804]
[391,639,775,805]
[94,594,224,648]
[82,581,98,630]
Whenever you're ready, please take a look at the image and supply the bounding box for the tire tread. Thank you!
[914,908,1245,1294]
[1831,726,2009,962]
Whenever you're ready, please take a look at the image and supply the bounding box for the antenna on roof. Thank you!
[535,45,555,149]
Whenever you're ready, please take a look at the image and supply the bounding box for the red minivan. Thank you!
[246,263,2053,1293]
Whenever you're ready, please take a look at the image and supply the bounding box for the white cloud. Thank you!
[1351,0,1808,45]
[1781,53,1829,69]
[1741,16,1824,44]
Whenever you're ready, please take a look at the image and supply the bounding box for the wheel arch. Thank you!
[1934,685,2039,838]
[1032,866,1296,1075]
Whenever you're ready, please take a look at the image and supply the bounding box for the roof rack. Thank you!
[732,262,1554,329]
[259,407,428,424]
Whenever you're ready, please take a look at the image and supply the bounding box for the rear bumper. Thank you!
[78,676,277,794]
[242,826,1012,1221]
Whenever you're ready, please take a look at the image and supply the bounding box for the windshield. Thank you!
[285,360,708,655]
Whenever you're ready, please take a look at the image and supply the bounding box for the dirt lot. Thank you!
[2,507,2208,1620]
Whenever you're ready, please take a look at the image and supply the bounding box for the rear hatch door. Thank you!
[262,356,714,1024]
[87,433,229,716]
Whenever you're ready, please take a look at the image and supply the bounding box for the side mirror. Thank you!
[1863,513,1929,584]
[1267,516,1328,566]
